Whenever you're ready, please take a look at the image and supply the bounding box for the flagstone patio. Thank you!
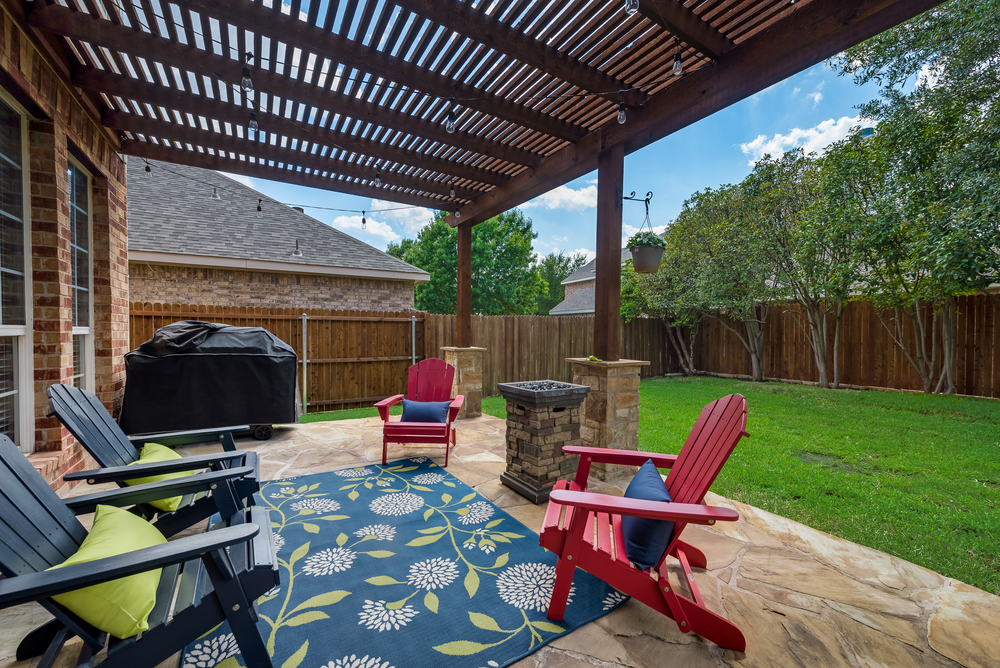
[3,415,998,668]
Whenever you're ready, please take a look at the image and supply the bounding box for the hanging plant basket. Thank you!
[630,244,664,273]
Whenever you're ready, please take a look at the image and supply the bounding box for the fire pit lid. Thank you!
[496,379,590,407]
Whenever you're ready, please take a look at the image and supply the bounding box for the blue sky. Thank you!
[219,61,882,262]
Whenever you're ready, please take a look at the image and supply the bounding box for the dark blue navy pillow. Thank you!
[400,399,451,423]
[621,459,675,570]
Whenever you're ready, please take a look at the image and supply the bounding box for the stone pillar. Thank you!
[441,347,485,419]
[567,358,649,480]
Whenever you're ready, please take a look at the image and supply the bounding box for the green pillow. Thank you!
[49,504,166,639]
[124,443,193,512]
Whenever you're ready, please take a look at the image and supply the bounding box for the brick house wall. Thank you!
[563,279,593,299]
[129,263,416,311]
[2,5,129,492]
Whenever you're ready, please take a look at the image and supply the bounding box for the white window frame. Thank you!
[0,87,34,452]
[68,156,95,394]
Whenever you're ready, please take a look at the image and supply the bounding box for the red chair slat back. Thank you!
[665,394,747,505]
[407,358,455,402]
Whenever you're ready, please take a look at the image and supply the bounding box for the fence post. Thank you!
[411,316,417,366]
[300,313,309,412]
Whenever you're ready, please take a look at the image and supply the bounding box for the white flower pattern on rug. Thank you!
[358,599,419,631]
[290,498,342,513]
[335,467,376,478]
[408,457,428,463]
[369,492,425,516]
[602,590,629,610]
[354,524,396,541]
[458,501,495,525]
[303,547,357,575]
[407,557,460,590]
[182,633,238,668]
[411,472,444,485]
[496,563,574,612]
[322,655,394,668]
[272,532,285,553]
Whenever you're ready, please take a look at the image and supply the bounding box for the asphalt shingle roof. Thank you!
[550,286,596,314]
[561,249,631,285]
[127,159,428,279]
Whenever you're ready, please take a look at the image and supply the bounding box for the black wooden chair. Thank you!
[48,383,260,537]
[0,435,277,668]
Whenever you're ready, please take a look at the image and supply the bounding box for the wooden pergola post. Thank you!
[593,142,624,362]
[456,220,472,348]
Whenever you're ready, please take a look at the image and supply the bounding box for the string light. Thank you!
[624,0,639,15]
[445,109,457,134]
[241,52,254,94]
[673,50,684,77]
[145,163,152,178]
[210,187,221,200]
[455,206,461,220]
[257,198,263,217]
[361,211,366,229]
[617,101,627,125]
[375,172,381,187]
[292,239,302,257]
[450,181,456,198]
[248,111,259,133]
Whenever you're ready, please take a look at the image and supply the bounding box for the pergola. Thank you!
[21,0,939,360]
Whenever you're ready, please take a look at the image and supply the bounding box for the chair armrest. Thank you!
[548,489,739,524]
[64,466,255,515]
[0,523,259,609]
[129,425,250,451]
[565,446,678,487]
[447,395,464,423]
[64,450,248,483]
[375,395,404,422]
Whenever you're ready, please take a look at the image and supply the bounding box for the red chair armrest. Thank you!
[548,489,739,524]
[375,395,404,422]
[447,395,464,423]
[565,446,678,486]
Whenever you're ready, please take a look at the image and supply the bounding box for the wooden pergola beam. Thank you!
[27,2,540,169]
[113,115,483,201]
[391,0,646,108]
[637,0,735,60]
[77,67,505,189]
[124,141,446,210]
[170,0,587,143]
[448,0,945,227]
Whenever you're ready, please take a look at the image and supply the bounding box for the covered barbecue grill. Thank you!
[119,320,298,439]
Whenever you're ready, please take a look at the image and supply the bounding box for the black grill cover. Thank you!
[119,320,298,434]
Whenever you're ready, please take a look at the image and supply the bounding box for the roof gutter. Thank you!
[129,250,431,283]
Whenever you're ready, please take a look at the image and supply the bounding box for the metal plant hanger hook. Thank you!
[623,190,654,232]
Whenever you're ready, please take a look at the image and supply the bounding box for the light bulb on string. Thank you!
[292,239,302,257]
[445,109,456,134]
[361,211,366,229]
[450,182,456,198]
[455,207,461,221]
[624,0,639,15]
[617,101,627,125]
[375,172,381,187]
[242,53,254,94]
[210,187,221,200]
[673,50,683,77]
[257,198,263,218]
[248,112,259,133]
[144,163,152,178]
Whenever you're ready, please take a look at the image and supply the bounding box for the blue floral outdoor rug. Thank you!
[182,457,628,668]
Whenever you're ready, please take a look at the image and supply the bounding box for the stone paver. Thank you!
[2,415,997,668]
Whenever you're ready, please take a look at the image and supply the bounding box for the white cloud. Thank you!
[522,185,597,212]
[370,199,435,235]
[792,87,801,95]
[552,235,568,242]
[739,116,874,165]
[572,248,596,262]
[331,214,400,243]
[219,172,255,189]
[622,223,667,245]
[586,178,599,185]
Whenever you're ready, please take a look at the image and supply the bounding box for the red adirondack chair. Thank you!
[539,393,749,651]
[375,358,464,466]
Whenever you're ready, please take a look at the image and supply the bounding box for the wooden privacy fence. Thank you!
[129,303,425,412]
[693,294,1000,398]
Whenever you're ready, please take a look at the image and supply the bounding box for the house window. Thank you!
[0,93,32,452]
[68,158,93,393]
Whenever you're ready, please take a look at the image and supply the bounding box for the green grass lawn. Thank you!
[638,376,1000,595]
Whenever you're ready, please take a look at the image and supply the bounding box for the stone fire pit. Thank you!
[496,380,590,503]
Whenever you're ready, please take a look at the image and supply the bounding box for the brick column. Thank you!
[91,174,129,415]
[567,358,649,480]
[441,347,485,419]
[28,120,73,453]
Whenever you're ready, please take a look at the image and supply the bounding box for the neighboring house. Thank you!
[550,249,632,315]
[128,159,429,311]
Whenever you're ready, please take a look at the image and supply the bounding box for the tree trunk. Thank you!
[744,304,768,382]
[936,298,957,395]
[832,302,845,390]
[879,304,937,393]
[801,302,830,389]
[665,322,697,376]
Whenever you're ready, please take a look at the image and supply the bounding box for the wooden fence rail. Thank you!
[130,295,1000,409]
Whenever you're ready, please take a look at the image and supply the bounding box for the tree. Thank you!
[385,237,415,260]
[394,209,547,315]
[534,251,588,315]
